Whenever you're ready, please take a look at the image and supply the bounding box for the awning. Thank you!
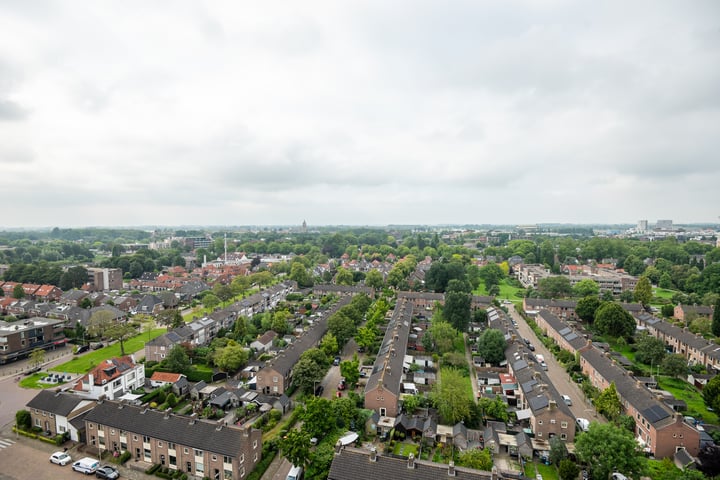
[516,408,532,420]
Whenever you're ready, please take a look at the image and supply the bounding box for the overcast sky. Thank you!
[1,1,719,228]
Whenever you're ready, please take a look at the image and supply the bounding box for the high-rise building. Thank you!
[637,220,648,232]
[86,267,123,291]
[656,219,673,230]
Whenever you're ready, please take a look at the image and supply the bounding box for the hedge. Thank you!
[185,369,213,383]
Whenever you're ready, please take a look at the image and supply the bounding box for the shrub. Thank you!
[145,464,161,474]
[119,451,131,464]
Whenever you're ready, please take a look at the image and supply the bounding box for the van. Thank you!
[71,457,99,474]
[287,464,303,480]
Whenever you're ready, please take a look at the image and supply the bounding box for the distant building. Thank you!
[0,317,66,364]
[656,219,673,230]
[637,220,648,232]
[86,268,123,291]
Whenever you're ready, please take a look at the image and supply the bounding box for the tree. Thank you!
[633,276,653,306]
[335,267,354,286]
[575,423,646,480]
[477,328,506,364]
[573,279,599,298]
[576,296,601,322]
[713,298,720,337]
[364,269,384,289]
[320,333,339,358]
[661,354,687,378]
[340,355,360,386]
[456,448,493,470]
[703,375,720,412]
[538,276,572,299]
[105,322,136,356]
[301,397,336,439]
[213,340,248,372]
[427,321,457,354]
[15,410,31,431]
[87,310,116,339]
[164,344,191,373]
[292,357,326,394]
[279,429,312,469]
[29,348,45,368]
[59,265,88,290]
[328,311,355,346]
[594,302,636,339]
[594,382,622,421]
[558,459,580,480]
[202,293,220,310]
[12,283,25,299]
[444,280,471,332]
[634,334,667,366]
[689,317,712,337]
[432,368,471,424]
[143,318,157,341]
[289,262,313,288]
[213,284,235,304]
[355,325,377,352]
[479,263,504,293]
[79,297,93,309]
[549,436,568,466]
[697,444,720,477]
[661,304,675,318]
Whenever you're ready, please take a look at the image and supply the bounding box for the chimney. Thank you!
[165,408,172,419]
[369,447,377,462]
[407,453,415,469]
[448,461,456,476]
[549,400,557,410]
[216,420,224,431]
[335,440,342,455]
[189,413,197,425]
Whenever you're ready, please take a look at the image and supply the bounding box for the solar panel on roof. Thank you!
[642,404,670,424]
[565,332,578,341]
[559,327,571,335]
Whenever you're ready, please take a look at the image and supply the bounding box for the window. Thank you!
[212,455,217,461]
[550,419,556,425]
[158,441,163,447]
[253,440,258,449]
[224,456,231,464]
[196,463,204,474]
[143,436,150,443]
[240,467,245,478]
[195,449,203,457]
[538,420,543,425]
[273,376,278,383]
[184,448,189,454]
[168,442,175,450]
[110,429,115,435]
[673,434,677,438]
[42,412,46,416]
[49,413,54,418]
[254,453,258,462]
[89,423,94,429]
[170,455,176,466]
[240,454,245,464]
[537,432,543,437]
[133,435,138,441]
[91,436,96,446]
[561,433,567,440]
[35,418,41,427]
[561,422,568,429]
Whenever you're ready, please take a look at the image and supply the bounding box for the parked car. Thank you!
[49,451,72,466]
[95,465,120,479]
[576,418,590,432]
[337,377,346,390]
[314,384,324,396]
[72,457,100,475]
[611,474,628,480]
[75,345,90,354]
[561,394,572,406]
[527,343,536,351]
[333,356,341,366]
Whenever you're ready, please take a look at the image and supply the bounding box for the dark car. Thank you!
[95,465,120,479]
[528,343,536,351]
[314,384,324,396]
[75,345,90,354]
[333,356,341,366]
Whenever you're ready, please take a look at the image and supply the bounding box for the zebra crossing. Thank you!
[0,438,15,450]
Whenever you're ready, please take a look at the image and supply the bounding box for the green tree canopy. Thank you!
[575,422,646,480]
[573,279,599,298]
[634,334,667,366]
[594,382,622,421]
[713,298,720,337]
[328,311,356,346]
[456,448,493,470]
[633,276,653,305]
[293,356,326,394]
[594,302,636,339]
[477,328,506,364]
[576,296,601,322]
[213,340,249,372]
[538,276,572,299]
[279,429,312,469]
[164,344,191,373]
[703,375,720,412]
[431,368,472,424]
[427,321,457,354]
[340,355,360,386]
[444,280,472,332]
[364,269,384,289]
[661,353,688,378]
[105,322,136,356]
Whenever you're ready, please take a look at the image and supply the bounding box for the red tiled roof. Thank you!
[150,372,183,383]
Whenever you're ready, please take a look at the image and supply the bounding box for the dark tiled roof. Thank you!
[328,446,493,480]
[27,390,86,416]
[84,401,257,458]
[364,300,413,397]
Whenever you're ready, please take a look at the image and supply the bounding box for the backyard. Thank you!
[524,461,560,480]
[474,279,525,301]
[657,376,718,424]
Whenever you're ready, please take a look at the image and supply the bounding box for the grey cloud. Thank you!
[0,99,27,120]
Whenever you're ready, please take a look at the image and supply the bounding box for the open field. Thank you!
[51,328,166,373]
[474,279,525,300]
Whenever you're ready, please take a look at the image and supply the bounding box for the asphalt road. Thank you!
[506,304,604,424]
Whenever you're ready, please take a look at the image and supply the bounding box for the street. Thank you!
[506,304,604,423]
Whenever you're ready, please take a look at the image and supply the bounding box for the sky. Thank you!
[1,1,719,228]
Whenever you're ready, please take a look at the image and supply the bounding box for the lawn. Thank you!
[657,376,718,424]
[51,328,166,374]
[474,279,525,300]
[393,442,419,457]
[653,288,678,300]
[18,372,68,389]
[524,461,559,480]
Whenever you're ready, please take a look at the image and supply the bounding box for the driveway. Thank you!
[506,304,604,423]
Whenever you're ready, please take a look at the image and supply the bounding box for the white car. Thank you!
[561,394,572,406]
[49,451,72,465]
[576,417,590,432]
[611,473,628,480]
